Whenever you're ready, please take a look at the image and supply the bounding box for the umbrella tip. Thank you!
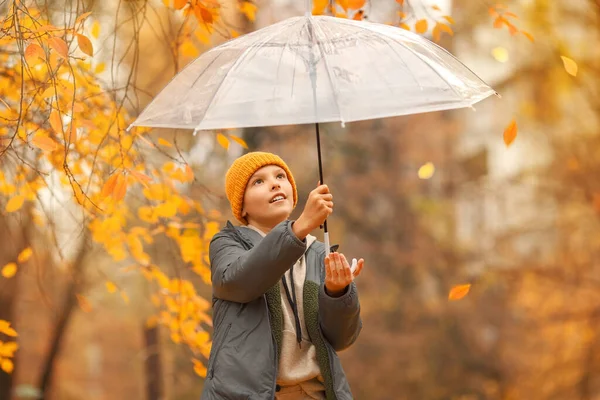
[340,121,346,128]
[495,91,502,99]
[126,124,133,133]
[193,129,199,136]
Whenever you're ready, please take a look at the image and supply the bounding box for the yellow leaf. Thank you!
[91,21,101,39]
[76,294,93,313]
[41,86,56,99]
[228,134,248,149]
[448,284,471,300]
[560,56,578,77]
[0,321,17,337]
[1,263,17,279]
[415,19,428,34]
[32,134,59,152]
[437,22,453,36]
[1,359,14,374]
[240,1,257,22]
[180,41,199,58]
[417,162,435,179]
[48,37,69,59]
[24,43,46,66]
[399,23,410,30]
[49,109,62,134]
[76,34,94,57]
[443,15,455,24]
[431,5,441,11]
[216,133,229,150]
[5,196,24,213]
[503,119,517,146]
[162,0,171,6]
[101,173,119,198]
[520,31,535,42]
[158,138,173,147]
[17,247,32,263]
[0,342,18,358]
[105,281,117,293]
[95,62,105,73]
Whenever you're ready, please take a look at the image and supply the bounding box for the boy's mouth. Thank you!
[270,194,286,203]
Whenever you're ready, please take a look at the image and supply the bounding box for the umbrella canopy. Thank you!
[129,14,497,133]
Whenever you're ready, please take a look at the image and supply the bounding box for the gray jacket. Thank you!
[200,220,362,400]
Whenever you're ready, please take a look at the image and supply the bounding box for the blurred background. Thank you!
[1,0,599,399]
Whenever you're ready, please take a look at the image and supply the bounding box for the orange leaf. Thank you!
[24,43,46,66]
[229,134,248,149]
[396,0,404,5]
[101,173,119,198]
[415,19,428,34]
[1,263,17,278]
[560,56,578,77]
[352,10,364,20]
[432,24,441,42]
[239,1,257,22]
[5,196,25,213]
[76,294,92,313]
[32,134,59,152]
[0,320,17,337]
[399,23,410,30]
[312,0,328,14]
[41,86,56,99]
[488,7,498,17]
[48,37,69,59]
[503,119,517,146]
[194,6,213,24]
[448,284,471,300]
[437,22,453,36]
[76,34,94,56]
[185,165,194,181]
[1,359,14,374]
[493,16,506,29]
[72,102,85,113]
[105,281,117,293]
[347,0,366,10]
[520,31,535,42]
[507,23,518,35]
[66,122,77,144]
[216,133,229,150]
[431,5,441,11]
[113,173,128,201]
[130,170,152,188]
[503,11,518,18]
[75,11,93,26]
[174,0,187,9]
[49,109,62,134]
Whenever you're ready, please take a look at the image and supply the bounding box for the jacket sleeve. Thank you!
[318,256,363,352]
[209,220,306,303]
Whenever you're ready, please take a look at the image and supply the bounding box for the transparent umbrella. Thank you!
[128,2,498,254]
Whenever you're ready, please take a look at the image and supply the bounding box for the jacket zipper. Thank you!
[208,322,231,379]
[264,294,278,399]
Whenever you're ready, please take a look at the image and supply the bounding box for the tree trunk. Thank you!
[144,325,163,400]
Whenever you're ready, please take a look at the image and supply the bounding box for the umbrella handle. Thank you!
[324,232,331,256]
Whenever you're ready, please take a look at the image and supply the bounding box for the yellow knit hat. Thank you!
[225,152,298,224]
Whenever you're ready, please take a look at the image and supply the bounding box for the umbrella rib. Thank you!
[344,20,469,102]
[310,18,343,122]
[193,20,297,132]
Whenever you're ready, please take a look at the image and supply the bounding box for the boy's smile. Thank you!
[242,165,294,230]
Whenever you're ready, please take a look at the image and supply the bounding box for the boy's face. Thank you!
[242,165,294,228]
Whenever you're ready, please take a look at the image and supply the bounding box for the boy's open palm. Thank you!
[324,252,364,297]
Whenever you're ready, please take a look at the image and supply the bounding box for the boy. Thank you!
[201,152,364,400]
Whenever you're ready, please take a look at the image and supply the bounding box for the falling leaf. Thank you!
[76,34,93,56]
[101,173,119,198]
[449,284,471,300]
[32,134,59,152]
[1,359,14,374]
[193,359,207,377]
[415,19,428,34]
[503,119,517,146]
[493,16,507,29]
[91,21,101,39]
[396,0,404,5]
[347,0,366,9]
[76,294,93,313]
[417,162,435,179]
[105,281,117,293]
[228,134,248,149]
[560,56,578,77]
[1,263,17,279]
[48,37,69,59]
[158,138,173,147]
[240,2,257,22]
[216,133,229,150]
[185,165,194,181]
[130,171,152,187]
[399,23,410,30]
[0,342,18,358]
[5,196,25,213]
[0,320,17,337]
[492,46,509,62]
[120,291,130,304]
[24,43,45,66]
[95,62,105,73]
[503,11,518,18]
[431,5,441,11]
[49,109,62,134]
[17,247,32,263]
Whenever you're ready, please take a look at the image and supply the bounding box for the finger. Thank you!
[340,254,352,282]
[315,184,330,194]
[353,258,365,278]
[324,256,332,279]
[331,253,341,280]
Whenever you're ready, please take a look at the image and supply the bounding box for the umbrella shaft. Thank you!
[315,122,328,233]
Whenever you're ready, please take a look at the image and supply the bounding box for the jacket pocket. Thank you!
[208,323,232,379]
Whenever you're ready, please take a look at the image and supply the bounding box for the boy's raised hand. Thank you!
[324,252,364,297]
[292,184,333,240]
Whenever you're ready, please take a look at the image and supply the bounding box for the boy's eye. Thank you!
[277,173,285,179]
[253,179,263,185]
